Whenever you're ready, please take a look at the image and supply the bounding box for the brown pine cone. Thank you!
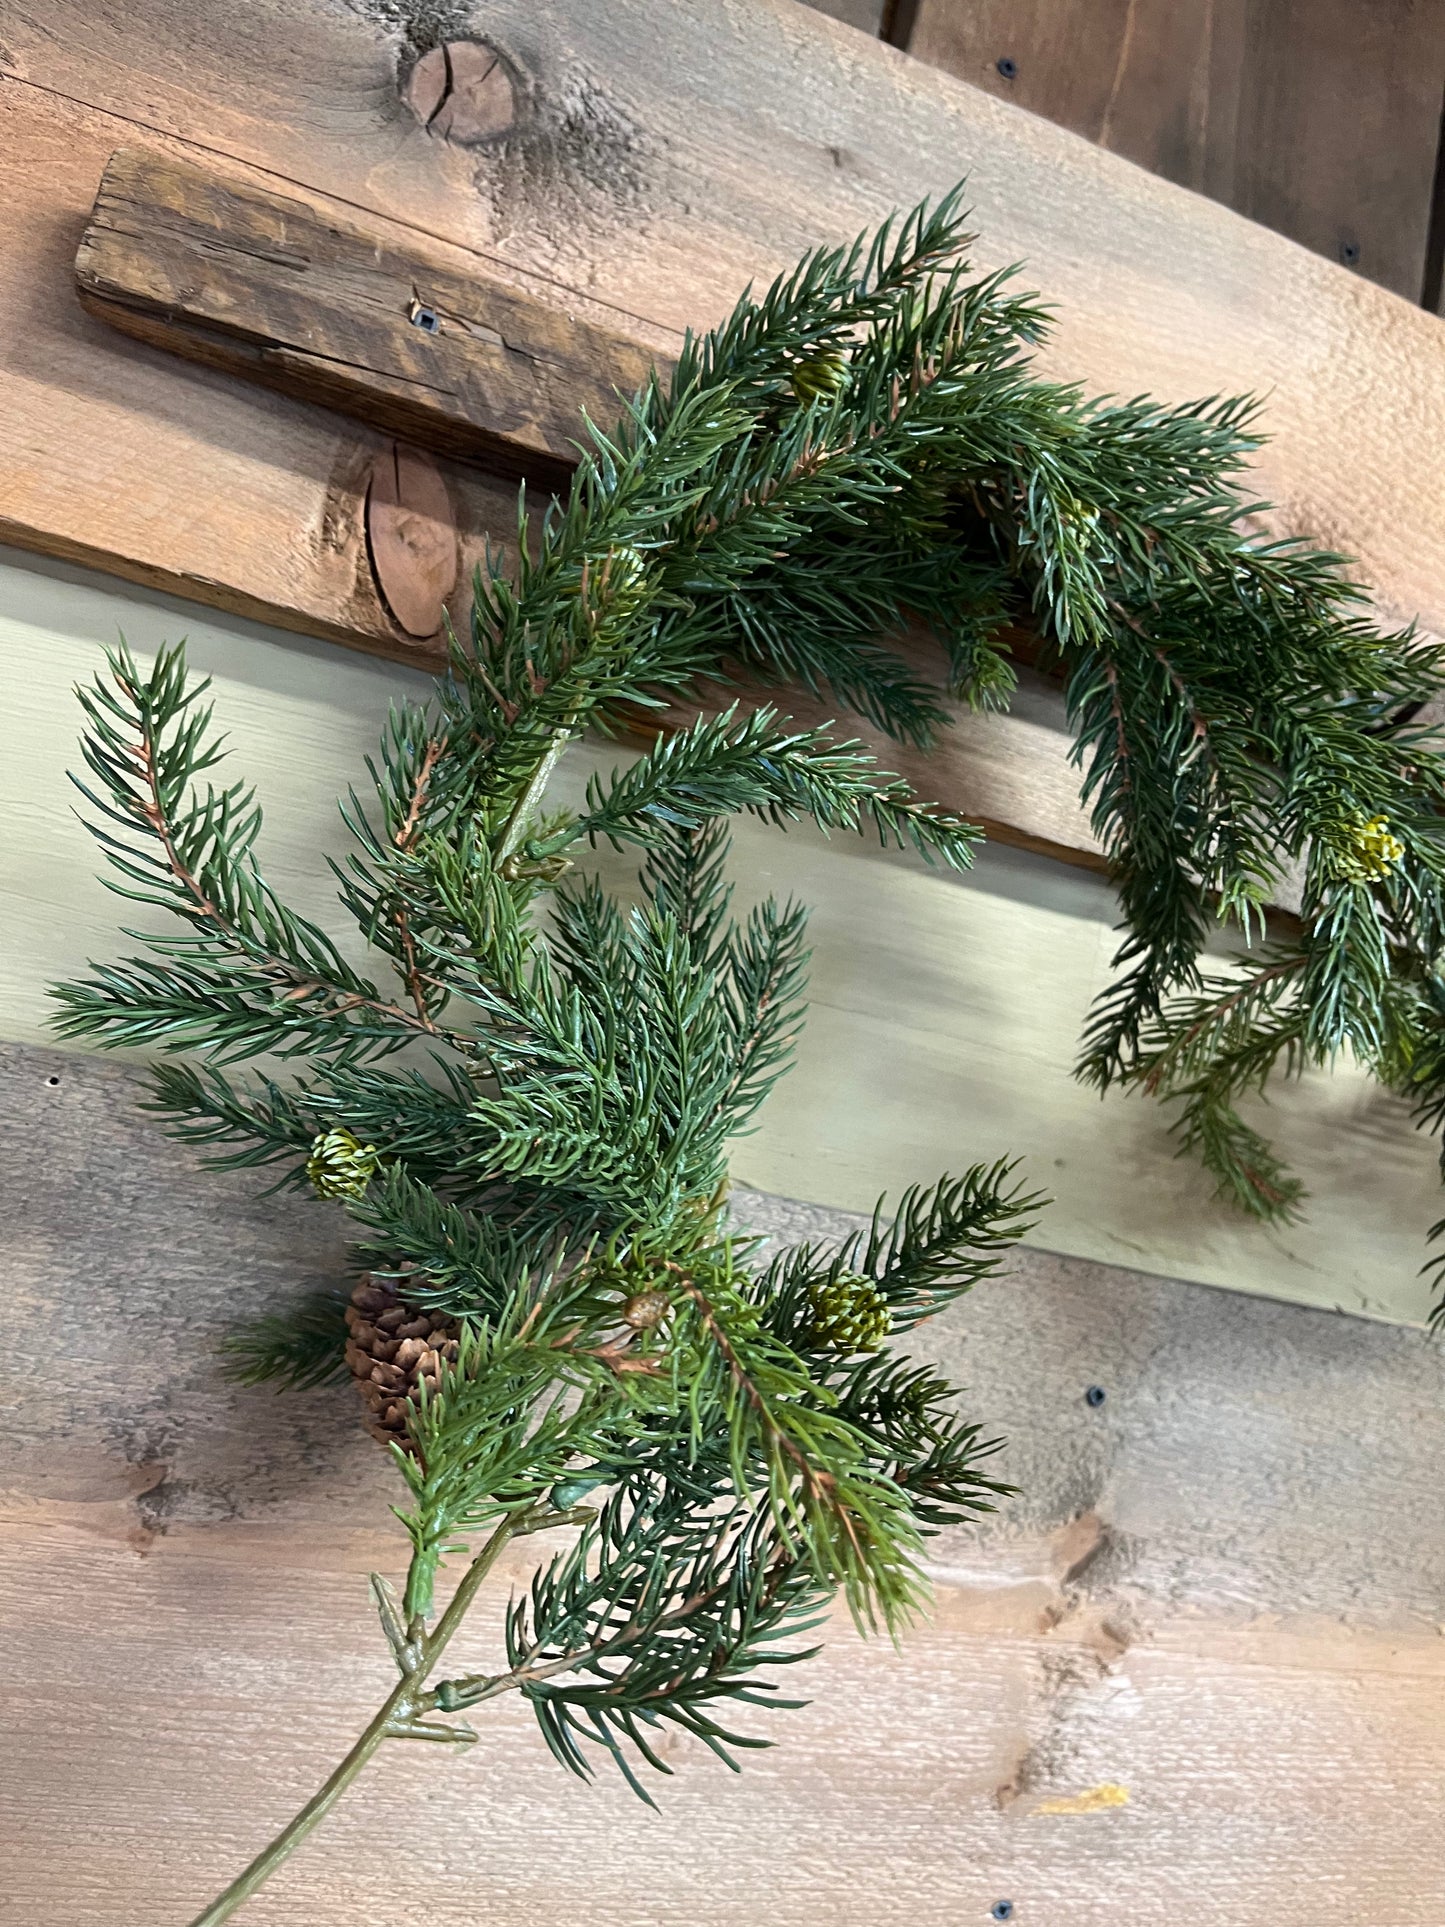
[343,1273,460,1447]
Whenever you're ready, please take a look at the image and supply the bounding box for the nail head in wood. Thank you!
[404,41,517,145]
[365,445,458,640]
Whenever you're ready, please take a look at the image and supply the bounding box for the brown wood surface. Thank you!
[0,80,522,662]
[76,146,663,484]
[906,0,1445,303]
[364,445,458,639]
[5,0,1445,649]
[5,1040,1445,1924]
[2,0,1445,880]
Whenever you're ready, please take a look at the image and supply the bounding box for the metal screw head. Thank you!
[409,302,441,334]
[991,1904,1016,1921]
[1339,240,1361,267]
[1085,1384,1107,1408]
[996,56,1018,79]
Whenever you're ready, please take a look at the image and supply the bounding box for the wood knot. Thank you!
[404,41,517,145]
[365,444,458,641]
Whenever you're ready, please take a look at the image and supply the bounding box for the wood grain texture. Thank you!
[0,74,1112,873]
[8,0,1445,651]
[2,548,1437,1324]
[403,39,520,145]
[0,82,519,661]
[364,445,458,638]
[907,0,1445,302]
[4,1040,1445,1926]
[3,0,1445,886]
[76,145,663,482]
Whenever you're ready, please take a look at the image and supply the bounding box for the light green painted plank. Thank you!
[0,547,1437,1322]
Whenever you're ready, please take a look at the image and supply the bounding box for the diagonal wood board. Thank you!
[76,146,664,485]
[5,1040,1445,1927]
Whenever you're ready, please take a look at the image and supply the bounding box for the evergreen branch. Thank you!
[829,1355,1010,1531]
[493,1483,827,1801]
[57,643,466,1061]
[395,1327,610,1619]
[553,705,980,871]
[859,1162,1043,1325]
[220,1289,351,1391]
[64,183,1445,1926]
[665,1254,927,1634]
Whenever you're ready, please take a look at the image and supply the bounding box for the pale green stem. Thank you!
[495,725,576,868]
[184,1514,524,1927]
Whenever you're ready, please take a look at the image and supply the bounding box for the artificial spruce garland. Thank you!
[53,192,1445,1919]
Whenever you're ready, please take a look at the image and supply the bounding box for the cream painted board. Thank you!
[0,546,1438,1322]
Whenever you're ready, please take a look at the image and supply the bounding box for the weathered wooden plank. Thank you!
[4,1041,1444,1925]
[0,82,522,659]
[8,0,1445,649]
[76,146,664,483]
[906,0,1445,303]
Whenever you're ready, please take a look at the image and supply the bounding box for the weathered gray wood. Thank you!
[5,1040,1445,1924]
[76,146,663,484]
[799,0,886,32]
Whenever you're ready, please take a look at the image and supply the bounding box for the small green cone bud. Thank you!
[790,350,850,405]
[306,1127,379,1200]
[551,1469,608,1511]
[805,1270,892,1352]
[603,544,649,595]
[561,545,649,611]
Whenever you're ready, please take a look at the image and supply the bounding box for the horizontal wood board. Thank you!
[905,0,1445,304]
[1,547,1437,1322]
[4,0,1445,650]
[4,1040,1444,1925]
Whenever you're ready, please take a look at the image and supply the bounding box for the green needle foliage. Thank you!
[52,188,1445,1919]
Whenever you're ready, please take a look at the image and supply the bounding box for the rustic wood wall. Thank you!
[6,1039,1445,1925]
[819,0,1445,310]
[3,3,1445,1920]
[5,0,1445,656]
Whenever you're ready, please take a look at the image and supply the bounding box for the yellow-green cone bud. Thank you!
[1332,813,1405,883]
[306,1127,379,1200]
[790,350,850,406]
[806,1271,892,1352]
